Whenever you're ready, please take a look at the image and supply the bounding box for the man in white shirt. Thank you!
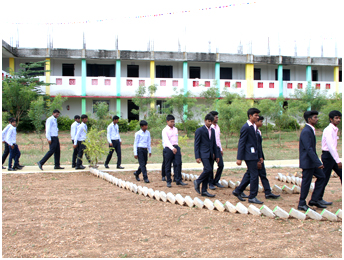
[73,114,90,170]
[5,118,21,171]
[2,117,14,169]
[104,115,124,169]
[37,109,64,170]
[71,115,80,168]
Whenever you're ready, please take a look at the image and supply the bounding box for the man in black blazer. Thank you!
[232,108,263,204]
[298,111,326,211]
[194,114,220,197]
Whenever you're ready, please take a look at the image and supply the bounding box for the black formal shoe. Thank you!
[18,164,25,168]
[215,183,225,188]
[72,165,76,168]
[265,193,280,199]
[248,197,263,204]
[75,166,86,170]
[162,177,166,181]
[241,192,249,198]
[37,162,43,171]
[104,164,109,169]
[209,184,216,190]
[2,166,5,169]
[318,199,332,205]
[202,191,216,197]
[176,181,188,186]
[298,205,310,211]
[54,166,64,169]
[7,168,16,171]
[232,190,246,201]
[194,180,200,194]
[117,166,125,169]
[134,173,140,181]
[167,182,172,188]
[308,200,327,208]
[144,179,150,183]
[13,166,23,170]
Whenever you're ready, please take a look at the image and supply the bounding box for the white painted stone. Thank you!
[282,185,293,194]
[182,172,186,180]
[228,180,236,189]
[305,208,322,220]
[286,176,292,183]
[224,201,237,213]
[213,200,225,212]
[277,173,283,181]
[248,204,261,216]
[220,180,228,188]
[309,183,315,192]
[126,181,131,190]
[121,181,126,189]
[235,202,248,214]
[258,185,264,193]
[167,192,176,204]
[321,209,338,221]
[204,199,214,210]
[291,176,296,184]
[260,205,275,218]
[154,190,160,201]
[281,176,287,182]
[159,191,167,202]
[189,174,194,181]
[193,197,204,208]
[245,184,250,191]
[137,186,143,195]
[272,206,289,219]
[142,187,149,197]
[116,179,121,187]
[132,184,138,194]
[185,174,190,181]
[292,185,301,194]
[184,196,194,208]
[289,208,306,220]
[235,181,241,187]
[295,172,302,178]
[175,194,185,205]
[148,188,155,198]
[335,209,342,219]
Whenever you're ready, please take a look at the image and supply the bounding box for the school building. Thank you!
[2,39,342,121]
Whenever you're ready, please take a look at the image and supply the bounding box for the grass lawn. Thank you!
[7,129,342,166]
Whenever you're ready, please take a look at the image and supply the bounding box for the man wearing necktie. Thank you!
[104,115,124,169]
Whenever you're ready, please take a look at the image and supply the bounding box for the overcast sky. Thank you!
[1,0,342,57]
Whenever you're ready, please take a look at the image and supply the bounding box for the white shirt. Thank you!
[107,122,121,143]
[322,123,340,163]
[247,120,257,132]
[74,122,88,145]
[2,124,11,142]
[70,121,80,140]
[5,125,17,146]
[306,123,316,136]
[162,125,178,151]
[133,129,151,155]
[46,115,59,141]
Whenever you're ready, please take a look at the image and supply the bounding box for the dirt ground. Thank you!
[2,168,342,258]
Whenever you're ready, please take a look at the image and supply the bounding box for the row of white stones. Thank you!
[89,168,342,221]
[276,172,316,194]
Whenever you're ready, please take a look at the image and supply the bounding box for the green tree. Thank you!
[257,99,276,137]
[318,93,342,133]
[131,84,158,119]
[291,86,328,111]
[198,84,219,114]
[83,128,110,168]
[28,96,45,151]
[92,101,112,131]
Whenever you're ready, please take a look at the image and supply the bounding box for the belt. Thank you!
[173,145,178,148]
[322,150,330,153]
[138,147,148,150]
[112,139,120,141]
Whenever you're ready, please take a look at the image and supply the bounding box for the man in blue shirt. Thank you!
[5,118,22,171]
[104,115,124,169]
[73,114,90,170]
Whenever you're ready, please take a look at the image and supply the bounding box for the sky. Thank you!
[1,0,343,57]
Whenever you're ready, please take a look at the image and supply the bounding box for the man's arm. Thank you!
[237,125,248,160]
[133,132,139,157]
[301,130,322,168]
[194,128,201,160]
[45,117,51,141]
[106,124,112,144]
[324,130,340,163]
[74,126,82,146]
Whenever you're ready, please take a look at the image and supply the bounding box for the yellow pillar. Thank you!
[245,64,254,100]
[334,66,339,94]
[150,60,155,108]
[9,58,14,74]
[45,58,51,95]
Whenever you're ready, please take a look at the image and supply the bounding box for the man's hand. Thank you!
[216,158,220,163]
[134,155,138,159]
[338,162,342,169]
[47,140,51,144]
[196,158,201,164]
[73,145,77,149]
[221,151,223,156]
[2,141,5,143]
[257,162,262,170]
[11,145,14,149]
[318,165,324,169]
[120,142,122,145]
[149,153,152,157]
[236,160,242,166]
[109,143,113,147]
[172,148,177,154]
[260,158,264,164]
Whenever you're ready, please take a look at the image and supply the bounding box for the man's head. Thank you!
[329,110,341,126]
[304,110,319,125]
[74,115,80,123]
[247,108,260,123]
[140,120,148,131]
[113,115,120,124]
[9,118,16,127]
[256,116,264,128]
[8,117,14,123]
[204,113,214,128]
[52,109,60,118]
[209,111,219,124]
[166,114,175,128]
[81,114,88,123]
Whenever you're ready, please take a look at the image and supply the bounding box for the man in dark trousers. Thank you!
[70,115,80,168]
[239,116,280,199]
[104,115,124,169]
[37,109,64,170]
[232,108,263,204]
[2,117,14,169]
[73,114,91,170]
[298,110,326,211]
[193,113,220,197]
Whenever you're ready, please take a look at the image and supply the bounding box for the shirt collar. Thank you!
[330,123,338,131]
[306,123,315,132]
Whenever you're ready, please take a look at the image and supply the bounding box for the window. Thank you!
[275,69,290,81]
[87,64,115,77]
[62,64,74,76]
[339,71,342,82]
[312,70,318,81]
[156,65,173,78]
[189,66,201,79]
[25,62,44,76]
[127,65,139,77]
[254,68,261,80]
[92,100,110,113]
[220,68,232,79]
[156,100,171,114]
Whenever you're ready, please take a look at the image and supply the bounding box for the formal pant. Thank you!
[76,140,90,167]
[161,150,166,178]
[235,160,260,199]
[135,148,148,180]
[209,147,224,185]
[39,136,60,166]
[8,144,20,168]
[164,145,182,183]
[195,157,214,193]
[2,142,9,165]
[320,151,342,199]
[71,140,78,167]
[104,140,122,166]
[298,167,326,206]
[237,162,272,195]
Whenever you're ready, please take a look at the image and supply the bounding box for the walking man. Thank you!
[104,116,124,169]
[73,114,90,170]
[71,115,80,168]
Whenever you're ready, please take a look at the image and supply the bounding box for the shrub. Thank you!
[57,116,74,131]
[176,120,201,134]
[118,119,129,132]
[128,120,139,131]
[16,115,35,132]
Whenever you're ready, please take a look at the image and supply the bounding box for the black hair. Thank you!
[166,114,175,121]
[140,120,148,127]
[53,109,60,114]
[9,118,16,123]
[205,113,214,122]
[303,110,318,123]
[329,110,342,122]
[81,114,88,120]
[247,108,260,119]
[209,111,218,116]
[8,117,14,122]
[258,116,264,121]
[74,115,80,120]
[113,115,120,121]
